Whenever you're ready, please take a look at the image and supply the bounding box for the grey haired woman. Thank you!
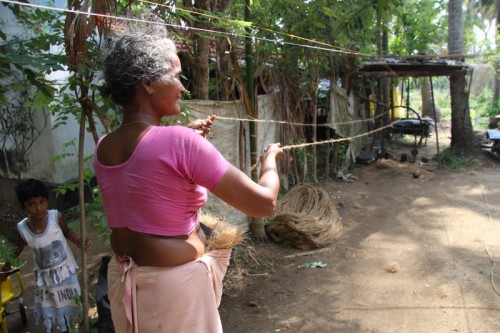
[94,24,282,333]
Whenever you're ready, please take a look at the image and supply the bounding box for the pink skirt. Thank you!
[107,249,232,333]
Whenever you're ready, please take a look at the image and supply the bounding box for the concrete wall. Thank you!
[0,0,96,184]
[182,95,280,227]
[184,95,279,172]
[11,110,98,184]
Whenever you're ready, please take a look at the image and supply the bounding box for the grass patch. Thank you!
[436,147,479,172]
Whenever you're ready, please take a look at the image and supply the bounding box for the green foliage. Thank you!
[463,0,497,54]
[406,78,452,118]
[407,77,497,126]
[0,82,50,178]
[0,234,20,267]
[389,0,447,55]
[64,182,110,248]
[54,169,111,247]
[488,100,500,117]
[261,258,277,272]
[0,1,65,103]
[0,1,73,178]
[88,317,101,333]
[49,137,109,245]
[336,141,349,169]
[161,102,193,126]
[470,88,499,118]
[436,147,478,172]
[252,0,381,77]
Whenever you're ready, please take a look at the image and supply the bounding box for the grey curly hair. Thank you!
[100,24,178,106]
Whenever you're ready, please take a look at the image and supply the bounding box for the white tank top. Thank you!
[17,209,79,287]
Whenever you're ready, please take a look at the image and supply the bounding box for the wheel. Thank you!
[1,306,7,333]
[18,298,27,326]
[492,150,500,161]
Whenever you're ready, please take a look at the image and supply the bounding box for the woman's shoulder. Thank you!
[155,125,195,134]
[152,125,201,141]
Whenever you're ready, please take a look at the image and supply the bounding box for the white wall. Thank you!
[25,113,98,184]
[183,95,280,227]
[184,95,279,174]
[1,0,98,184]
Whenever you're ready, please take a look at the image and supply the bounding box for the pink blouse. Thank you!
[93,125,230,236]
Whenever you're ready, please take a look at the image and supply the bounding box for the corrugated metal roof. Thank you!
[359,60,471,78]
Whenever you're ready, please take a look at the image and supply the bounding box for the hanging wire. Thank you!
[138,0,371,57]
[0,0,367,56]
[0,0,494,60]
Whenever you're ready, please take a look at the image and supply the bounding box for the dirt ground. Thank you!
[5,123,500,333]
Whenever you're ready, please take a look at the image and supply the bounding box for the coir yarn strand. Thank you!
[266,184,343,250]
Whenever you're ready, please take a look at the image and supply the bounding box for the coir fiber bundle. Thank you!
[201,213,245,251]
[266,184,342,250]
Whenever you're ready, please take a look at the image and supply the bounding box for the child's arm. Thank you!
[13,234,25,257]
[58,212,91,250]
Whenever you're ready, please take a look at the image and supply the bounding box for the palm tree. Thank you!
[448,0,476,153]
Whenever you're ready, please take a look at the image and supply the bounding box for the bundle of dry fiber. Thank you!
[266,183,342,250]
[200,213,245,251]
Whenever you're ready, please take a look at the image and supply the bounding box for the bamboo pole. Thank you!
[78,110,89,332]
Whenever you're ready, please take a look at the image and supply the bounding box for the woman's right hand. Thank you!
[260,143,283,162]
[211,143,283,218]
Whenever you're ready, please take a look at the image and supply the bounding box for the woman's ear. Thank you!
[141,81,154,94]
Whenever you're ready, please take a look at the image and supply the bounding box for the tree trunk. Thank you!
[310,81,318,184]
[375,18,390,143]
[192,34,210,100]
[448,0,475,154]
[78,110,89,333]
[494,0,500,102]
[421,77,441,121]
[215,0,234,101]
[421,77,432,117]
[244,0,266,241]
[217,37,232,101]
[381,30,390,126]
[190,0,211,100]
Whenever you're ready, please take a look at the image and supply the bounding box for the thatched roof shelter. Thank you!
[359,59,471,78]
[358,59,473,161]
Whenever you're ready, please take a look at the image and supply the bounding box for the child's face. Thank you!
[23,196,49,219]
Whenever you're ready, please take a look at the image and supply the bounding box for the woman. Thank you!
[93,26,282,333]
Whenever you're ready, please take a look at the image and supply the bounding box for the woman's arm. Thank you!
[210,143,283,217]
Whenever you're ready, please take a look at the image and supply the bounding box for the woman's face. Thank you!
[150,55,185,117]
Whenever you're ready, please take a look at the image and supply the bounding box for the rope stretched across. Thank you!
[266,183,342,250]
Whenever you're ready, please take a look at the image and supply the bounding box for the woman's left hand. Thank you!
[188,115,216,137]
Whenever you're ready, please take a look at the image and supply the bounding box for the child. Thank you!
[5,178,90,333]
